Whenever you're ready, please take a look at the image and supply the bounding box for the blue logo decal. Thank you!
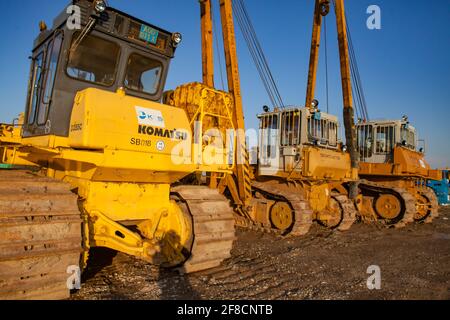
[139,111,154,120]
[139,111,147,120]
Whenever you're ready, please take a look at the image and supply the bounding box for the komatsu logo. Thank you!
[138,125,188,141]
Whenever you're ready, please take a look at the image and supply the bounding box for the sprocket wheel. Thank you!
[374,194,402,220]
[270,201,294,231]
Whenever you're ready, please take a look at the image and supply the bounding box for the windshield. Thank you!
[281,110,300,146]
[307,116,338,147]
[125,53,163,95]
[375,126,395,154]
[67,33,120,86]
[357,124,373,159]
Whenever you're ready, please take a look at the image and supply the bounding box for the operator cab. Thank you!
[23,0,180,138]
[258,106,340,175]
[356,117,418,164]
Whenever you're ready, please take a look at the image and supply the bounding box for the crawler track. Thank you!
[420,186,439,223]
[0,170,82,300]
[331,193,357,231]
[171,186,236,274]
[358,180,415,228]
[234,181,314,236]
[235,181,356,236]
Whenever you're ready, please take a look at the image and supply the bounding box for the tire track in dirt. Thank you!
[72,208,450,300]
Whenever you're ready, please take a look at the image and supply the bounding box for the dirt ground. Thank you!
[71,207,450,300]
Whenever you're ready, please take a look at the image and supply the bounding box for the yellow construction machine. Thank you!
[0,0,439,301]
[356,118,441,225]
[299,1,441,228]
[250,0,361,233]
[218,0,441,233]
[200,0,360,235]
[0,0,239,299]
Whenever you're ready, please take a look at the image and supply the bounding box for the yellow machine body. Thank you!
[359,146,441,180]
[253,105,359,231]
[298,146,355,180]
[230,0,360,234]
[356,119,442,223]
[1,87,234,267]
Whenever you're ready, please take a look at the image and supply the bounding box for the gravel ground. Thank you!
[71,207,450,300]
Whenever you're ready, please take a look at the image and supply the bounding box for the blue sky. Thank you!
[0,0,449,167]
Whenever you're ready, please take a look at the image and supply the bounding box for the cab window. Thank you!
[28,52,44,124]
[67,33,120,86]
[307,116,337,147]
[259,114,278,159]
[400,126,416,150]
[125,53,162,95]
[375,126,395,154]
[357,125,373,158]
[329,122,338,147]
[37,33,63,125]
[281,111,300,146]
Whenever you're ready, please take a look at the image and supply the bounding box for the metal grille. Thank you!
[307,116,338,148]
[374,125,395,155]
[357,124,373,161]
[259,114,278,160]
[281,110,300,146]
[401,126,416,150]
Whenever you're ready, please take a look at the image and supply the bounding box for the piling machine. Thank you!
[0,0,239,299]
[243,0,441,230]
[239,0,360,233]
[167,0,360,237]
[289,0,441,227]
[356,118,441,224]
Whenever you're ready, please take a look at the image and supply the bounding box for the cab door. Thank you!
[24,32,63,136]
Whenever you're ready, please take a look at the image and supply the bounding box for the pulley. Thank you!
[320,0,330,16]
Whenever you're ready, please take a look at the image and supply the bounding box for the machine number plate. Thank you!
[139,25,159,44]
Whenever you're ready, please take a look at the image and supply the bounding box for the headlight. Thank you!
[172,32,183,47]
[342,145,348,152]
[94,0,107,13]
[311,99,319,109]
